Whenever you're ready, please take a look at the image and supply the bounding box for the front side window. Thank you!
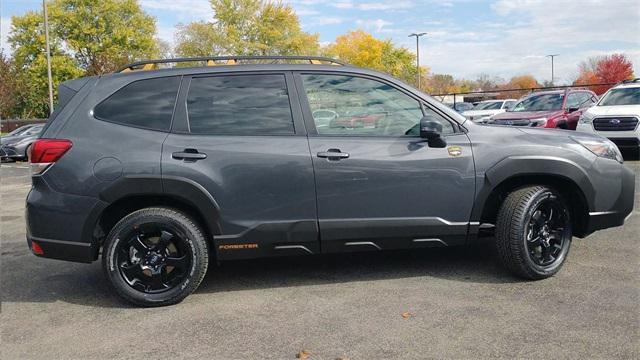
[598,87,640,106]
[566,92,592,109]
[94,77,180,131]
[186,74,294,135]
[301,74,453,136]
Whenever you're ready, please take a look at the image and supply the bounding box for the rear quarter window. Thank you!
[94,76,181,131]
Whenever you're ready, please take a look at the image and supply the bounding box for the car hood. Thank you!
[583,105,640,117]
[462,109,504,117]
[491,110,563,120]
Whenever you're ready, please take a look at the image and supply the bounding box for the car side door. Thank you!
[295,72,476,252]
[162,72,319,260]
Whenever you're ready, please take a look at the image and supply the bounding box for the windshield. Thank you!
[598,87,640,106]
[512,94,564,112]
[474,101,503,110]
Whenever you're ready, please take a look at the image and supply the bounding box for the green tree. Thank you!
[175,0,320,57]
[8,0,159,117]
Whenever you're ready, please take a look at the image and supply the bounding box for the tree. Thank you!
[573,53,634,94]
[326,30,423,86]
[426,74,456,94]
[0,53,18,118]
[8,0,159,117]
[50,0,159,74]
[175,0,320,57]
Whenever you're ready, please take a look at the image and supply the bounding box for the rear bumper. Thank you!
[583,164,635,234]
[26,176,106,263]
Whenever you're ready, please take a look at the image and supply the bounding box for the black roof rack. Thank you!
[620,77,640,84]
[117,56,345,73]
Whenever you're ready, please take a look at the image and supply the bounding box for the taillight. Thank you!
[30,139,73,175]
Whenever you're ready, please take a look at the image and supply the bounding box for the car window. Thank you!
[24,126,43,135]
[475,101,503,110]
[186,74,294,135]
[566,92,592,109]
[94,76,180,131]
[301,74,453,136]
[503,101,517,109]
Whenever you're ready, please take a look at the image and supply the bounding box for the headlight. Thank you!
[530,117,547,127]
[572,136,623,163]
[579,113,594,124]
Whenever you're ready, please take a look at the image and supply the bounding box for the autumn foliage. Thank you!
[573,53,634,94]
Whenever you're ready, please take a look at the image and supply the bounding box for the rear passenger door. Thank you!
[162,72,319,259]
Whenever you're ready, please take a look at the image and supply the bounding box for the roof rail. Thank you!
[620,77,640,84]
[117,56,345,73]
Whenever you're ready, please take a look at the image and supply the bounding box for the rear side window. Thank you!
[186,74,294,135]
[94,77,181,131]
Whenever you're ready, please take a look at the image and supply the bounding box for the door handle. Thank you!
[172,149,207,161]
[317,149,349,160]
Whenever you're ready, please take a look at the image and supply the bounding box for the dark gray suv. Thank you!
[26,56,635,306]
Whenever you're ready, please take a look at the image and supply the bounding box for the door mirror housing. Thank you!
[566,106,580,113]
[420,116,447,148]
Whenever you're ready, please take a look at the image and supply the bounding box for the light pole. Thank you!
[408,32,427,89]
[43,0,54,115]
[546,54,559,86]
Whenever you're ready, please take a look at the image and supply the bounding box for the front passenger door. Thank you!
[297,73,476,252]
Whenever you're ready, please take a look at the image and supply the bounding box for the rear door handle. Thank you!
[172,149,207,161]
[317,149,349,160]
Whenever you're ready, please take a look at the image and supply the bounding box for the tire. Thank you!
[495,186,572,280]
[102,207,209,307]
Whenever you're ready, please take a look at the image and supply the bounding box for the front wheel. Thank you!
[102,207,209,307]
[495,186,572,279]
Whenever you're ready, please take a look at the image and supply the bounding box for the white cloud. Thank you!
[356,18,392,32]
[415,0,640,82]
[310,17,344,26]
[1,17,10,55]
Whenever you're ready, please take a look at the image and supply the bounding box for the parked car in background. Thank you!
[25,56,634,307]
[462,99,517,123]
[0,124,44,161]
[577,79,640,156]
[444,102,475,113]
[488,89,597,129]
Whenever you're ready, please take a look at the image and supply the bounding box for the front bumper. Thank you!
[583,163,635,235]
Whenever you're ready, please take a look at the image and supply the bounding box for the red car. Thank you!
[489,89,598,129]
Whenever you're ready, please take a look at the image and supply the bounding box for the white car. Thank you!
[462,99,518,123]
[576,79,640,155]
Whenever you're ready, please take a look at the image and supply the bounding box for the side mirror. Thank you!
[420,116,447,148]
[567,107,579,113]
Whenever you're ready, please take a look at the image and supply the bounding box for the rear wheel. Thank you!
[102,207,209,307]
[495,186,572,279]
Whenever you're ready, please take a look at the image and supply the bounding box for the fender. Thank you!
[471,155,596,222]
[98,174,222,237]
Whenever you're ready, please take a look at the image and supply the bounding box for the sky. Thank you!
[1,0,639,84]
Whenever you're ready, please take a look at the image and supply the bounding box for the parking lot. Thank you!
[1,161,638,359]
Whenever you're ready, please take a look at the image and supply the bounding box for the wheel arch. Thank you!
[474,156,595,238]
[93,176,222,256]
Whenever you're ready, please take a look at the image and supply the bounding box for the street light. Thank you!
[546,54,559,86]
[43,0,54,115]
[408,32,427,90]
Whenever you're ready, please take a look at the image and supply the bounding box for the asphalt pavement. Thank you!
[1,160,638,359]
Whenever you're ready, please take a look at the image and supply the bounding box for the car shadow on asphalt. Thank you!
[1,238,523,309]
